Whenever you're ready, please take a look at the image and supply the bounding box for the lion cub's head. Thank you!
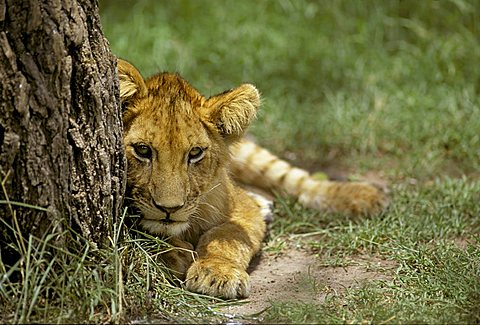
[117,59,260,237]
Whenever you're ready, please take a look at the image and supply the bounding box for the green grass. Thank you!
[0,208,226,323]
[100,0,480,179]
[264,178,480,323]
[264,239,480,324]
[1,0,479,323]
[99,0,480,322]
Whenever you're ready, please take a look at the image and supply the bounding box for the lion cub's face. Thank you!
[117,59,260,237]
[123,74,225,236]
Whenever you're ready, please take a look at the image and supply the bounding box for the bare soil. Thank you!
[220,247,396,321]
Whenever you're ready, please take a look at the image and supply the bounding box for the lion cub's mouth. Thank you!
[139,217,190,236]
[141,216,183,225]
[142,210,189,225]
[158,218,176,224]
[138,205,192,235]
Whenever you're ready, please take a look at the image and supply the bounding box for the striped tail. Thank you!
[230,139,388,215]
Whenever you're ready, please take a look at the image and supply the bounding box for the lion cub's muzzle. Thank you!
[145,197,194,224]
[139,201,192,236]
[150,200,186,224]
[152,199,184,216]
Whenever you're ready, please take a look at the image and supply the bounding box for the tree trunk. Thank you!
[0,0,125,246]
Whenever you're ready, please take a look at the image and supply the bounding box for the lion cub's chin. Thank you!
[139,219,190,237]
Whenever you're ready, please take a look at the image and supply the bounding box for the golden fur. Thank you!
[117,59,388,299]
[118,59,265,298]
[230,140,388,215]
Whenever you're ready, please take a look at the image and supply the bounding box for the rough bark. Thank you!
[0,0,125,246]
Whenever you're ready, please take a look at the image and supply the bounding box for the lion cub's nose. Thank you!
[152,200,184,214]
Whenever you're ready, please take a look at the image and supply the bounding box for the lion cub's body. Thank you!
[119,60,265,298]
[118,59,388,299]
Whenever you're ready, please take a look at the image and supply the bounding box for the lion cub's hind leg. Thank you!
[300,180,389,216]
[246,191,274,224]
[159,239,195,281]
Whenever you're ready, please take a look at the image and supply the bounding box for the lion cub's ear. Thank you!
[117,58,147,104]
[204,84,260,142]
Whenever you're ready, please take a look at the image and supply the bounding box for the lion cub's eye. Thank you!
[188,147,205,164]
[133,144,152,160]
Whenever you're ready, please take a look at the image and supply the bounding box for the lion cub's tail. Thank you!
[230,139,388,215]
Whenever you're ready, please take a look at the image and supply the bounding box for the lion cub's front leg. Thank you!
[160,238,195,280]
[185,191,266,299]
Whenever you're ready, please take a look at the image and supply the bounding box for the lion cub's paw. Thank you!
[328,182,389,215]
[185,259,250,299]
[301,181,389,216]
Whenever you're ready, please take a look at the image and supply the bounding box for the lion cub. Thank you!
[118,59,266,299]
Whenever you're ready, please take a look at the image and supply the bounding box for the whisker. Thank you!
[199,183,222,199]
[197,202,228,221]
[189,212,209,224]
[198,201,220,213]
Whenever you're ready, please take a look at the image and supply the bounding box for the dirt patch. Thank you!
[220,248,396,320]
